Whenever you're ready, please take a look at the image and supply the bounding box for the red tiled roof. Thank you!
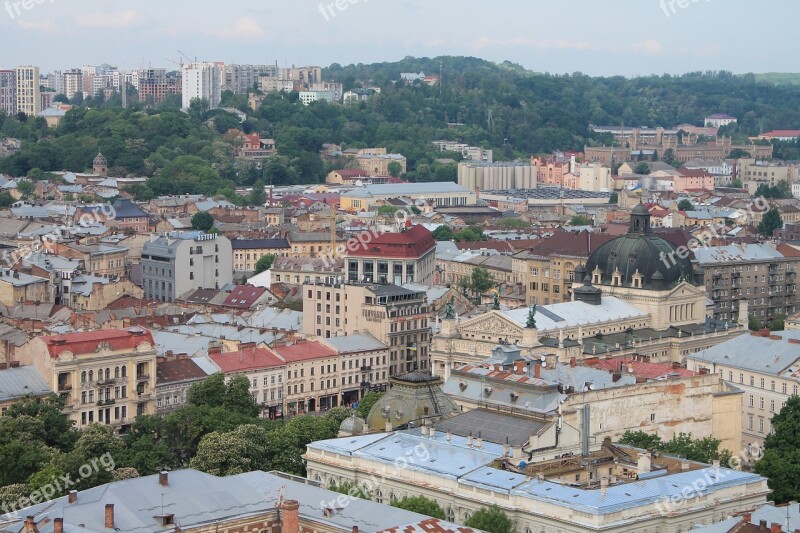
[378,518,478,533]
[529,230,614,257]
[677,167,712,178]
[346,225,436,259]
[156,358,208,384]
[332,169,370,179]
[42,328,155,358]
[273,341,338,362]
[588,358,696,379]
[222,285,267,309]
[210,347,285,373]
[759,130,800,137]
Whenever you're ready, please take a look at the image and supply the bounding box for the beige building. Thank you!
[53,243,129,278]
[737,158,796,194]
[231,238,291,272]
[688,329,800,451]
[339,182,475,212]
[302,282,431,376]
[18,328,158,429]
[15,66,41,116]
[354,148,407,177]
[274,341,343,416]
[209,345,286,419]
[0,269,50,306]
[346,225,436,286]
[578,163,613,191]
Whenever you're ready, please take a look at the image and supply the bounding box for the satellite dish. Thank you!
[541,361,547,368]
[540,355,546,362]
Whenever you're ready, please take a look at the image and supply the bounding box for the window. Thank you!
[650,413,656,422]
[759,418,764,433]
[748,415,753,430]
[760,397,765,409]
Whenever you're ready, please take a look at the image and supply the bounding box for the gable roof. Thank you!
[42,328,154,358]
[274,341,338,362]
[222,285,268,309]
[210,346,285,372]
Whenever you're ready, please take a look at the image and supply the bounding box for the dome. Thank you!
[339,415,366,436]
[584,207,696,290]
[93,152,107,166]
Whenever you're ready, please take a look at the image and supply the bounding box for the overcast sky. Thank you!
[1,0,797,76]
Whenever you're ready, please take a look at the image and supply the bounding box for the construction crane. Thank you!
[330,207,337,258]
[177,50,195,64]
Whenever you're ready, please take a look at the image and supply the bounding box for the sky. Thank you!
[0,0,798,76]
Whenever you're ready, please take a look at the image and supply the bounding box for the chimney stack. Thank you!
[54,518,63,533]
[24,516,38,533]
[68,490,78,504]
[534,361,541,379]
[279,500,300,533]
[352,527,359,533]
[770,523,781,533]
[159,471,168,486]
[105,504,115,529]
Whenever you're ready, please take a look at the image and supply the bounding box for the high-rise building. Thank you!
[15,65,40,116]
[225,64,268,94]
[0,70,16,115]
[138,68,181,105]
[62,69,83,100]
[181,62,222,109]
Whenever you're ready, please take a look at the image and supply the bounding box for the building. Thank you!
[755,130,800,142]
[302,282,431,375]
[578,163,613,191]
[110,198,150,232]
[0,269,50,306]
[141,232,233,302]
[309,82,343,101]
[299,90,335,105]
[339,182,475,211]
[0,364,51,414]
[274,341,341,416]
[432,141,493,163]
[688,329,800,450]
[694,244,799,323]
[231,238,291,272]
[53,242,128,277]
[137,68,181,105]
[345,225,436,286]
[736,159,796,195]
[210,346,286,419]
[18,328,158,429]
[225,64,268,94]
[268,256,344,287]
[458,161,537,191]
[15,66,40,116]
[322,332,390,406]
[0,70,16,115]
[704,114,738,128]
[181,62,222,110]
[155,357,209,415]
[0,468,476,533]
[306,429,768,532]
[354,149,407,177]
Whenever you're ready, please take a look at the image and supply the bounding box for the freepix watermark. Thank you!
[1,453,116,517]
[4,0,55,20]
[318,0,368,21]
[660,0,711,17]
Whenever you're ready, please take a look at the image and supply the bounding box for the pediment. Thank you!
[459,311,523,337]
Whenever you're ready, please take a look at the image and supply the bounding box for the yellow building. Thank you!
[19,328,158,430]
[0,270,50,306]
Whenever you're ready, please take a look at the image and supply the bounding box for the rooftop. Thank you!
[41,328,155,359]
[688,330,800,378]
[274,341,338,362]
[0,365,52,402]
[210,346,286,373]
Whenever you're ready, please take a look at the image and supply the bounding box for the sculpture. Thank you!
[444,297,456,320]
[526,305,537,329]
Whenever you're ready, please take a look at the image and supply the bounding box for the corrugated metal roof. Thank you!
[0,366,51,401]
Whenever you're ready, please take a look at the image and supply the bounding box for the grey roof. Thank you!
[0,366,51,401]
[0,469,470,533]
[433,409,548,446]
[0,270,48,287]
[693,244,784,264]
[324,332,387,353]
[502,296,646,332]
[345,182,472,198]
[688,330,800,377]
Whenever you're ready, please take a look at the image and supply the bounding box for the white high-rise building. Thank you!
[182,62,222,110]
[15,66,40,116]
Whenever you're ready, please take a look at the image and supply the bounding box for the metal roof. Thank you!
[688,330,800,376]
[0,366,51,402]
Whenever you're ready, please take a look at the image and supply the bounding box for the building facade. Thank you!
[0,70,16,115]
[345,225,436,286]
[15,66,40,116]
[182,62,222,110]
[141,232,233,302]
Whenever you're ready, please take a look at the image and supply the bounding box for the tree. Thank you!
[191,211,215,232]
[16,180,36,200]
[187,97,210,122]
[619,431,730,465]
[728,148,751,159]
[469,266,495,295]
[431,225,454,241]
[464,505,514,533]
[189,431,255,476]
[355,391,383,418]
[224,374,261,418]
[748,315,762,331]
[329,480,371,500]
[619,430,663,450]
[570,214,593,226]
[758,208,783,237]
[755,395,800,503]
[387,161,403,178]
[254,254,276,274]
[377,205,399,217]
[249,182,267,207]
[677,199,694,211]
[391,496,445,519]
[730,178,743,188]
[608,192,618,204]
[187,373,227,407]
[634,162,650,175]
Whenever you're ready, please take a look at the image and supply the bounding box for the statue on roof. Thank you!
[526,305,537,329]
[444,296,456,320]
[492,290,501,310]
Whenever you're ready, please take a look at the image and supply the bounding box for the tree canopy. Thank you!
[254,254,277,274]
[391,495,445,519]
[464,505,514,533]
[677,199,694,211]
[758,208,783,237]
[754,395,800,503]
[619,431,731,465]
[191,211,215,232]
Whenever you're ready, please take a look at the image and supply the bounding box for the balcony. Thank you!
[136,374,150,382]
[137,391,151,400]
[360,366,372,372]
[57,383,72,393]
[360,381,371,388]
[731,271,741,278]
[111,418,128,427]
[96,399,116,406]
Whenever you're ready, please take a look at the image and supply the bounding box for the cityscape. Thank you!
[2,1,800,533]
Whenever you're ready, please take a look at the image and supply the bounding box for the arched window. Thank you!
[374,488,383,504]
[121,366,127,377]
[88,370,94,382]
[81,371,87,383]
[105,368,110,380]
[114,367,119,378]
[463,511,471,522]
[446,508,455,522]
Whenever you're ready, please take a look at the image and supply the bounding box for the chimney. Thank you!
[612,372,622,382]
[353,528,359,533]
[159,471,168,486]
[513,360,526,375]
[534,361,541,379]
[68,490,78,504]
[105,504,114,529]
[476,432,483,449]
[24,516,37,533]
[759,520,767,530]
[570,357,576,368]
[600,476,609,494]
[742,513,751,524]
[467,432,473,447]
[637,452,652,475]
[446,430,452,442]
[279,499,300,533]
[54,518,63,533]
[681,459,690,471]
[770,523,781,533]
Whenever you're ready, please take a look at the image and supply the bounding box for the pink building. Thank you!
[675,167,715,192]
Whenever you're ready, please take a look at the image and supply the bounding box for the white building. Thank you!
[15,66,40,116]
[578,163,613,191]
[182,62,223,110]
[704,114,738,128]
[299,90,335,106]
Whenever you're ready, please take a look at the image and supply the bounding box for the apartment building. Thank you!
[274,341,341,416]
[53,242,128,277]
[225,64,269,94]
[210,346,286,419]
[354,149,407,177]
[322,333,389,405]
[511,231,614,305]
[688,329,800,450]
[155,357,209,415]
[0,269,50,306]
[15,66,41,116]
[141,232,233,302]
[737,158,796,195]
[182,62,223,109]
[457,161,537,191]
[0,70,16,115]
[694,244,800,322]
[345,225,436,286]
[269,256,344,287]
[19,328,158,429]
[138,68,181,105]
[302,282,431,376]
[231,238,291,272]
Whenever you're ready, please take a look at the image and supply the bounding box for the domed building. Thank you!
[578,203,707,330]
[93,152,108,177]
